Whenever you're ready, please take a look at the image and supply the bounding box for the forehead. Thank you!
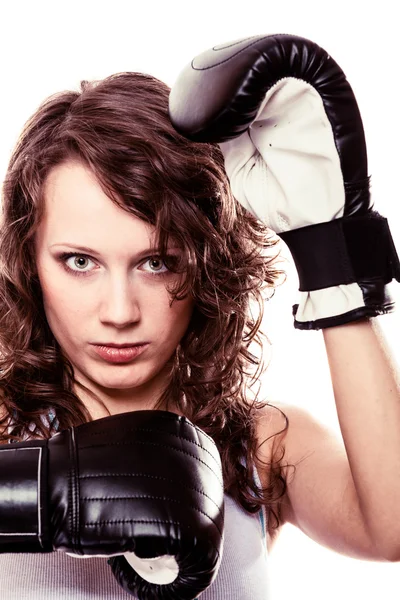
[39,161,157,247]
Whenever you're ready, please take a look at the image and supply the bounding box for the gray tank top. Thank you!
[1,411,271,599]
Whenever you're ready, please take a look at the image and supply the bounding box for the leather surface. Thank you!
[0,411,224,599]
[168,33,400,329]
[169,33,368,212]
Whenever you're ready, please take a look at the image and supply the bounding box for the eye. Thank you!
[58,252,176,278]
[60,252,95,276]
[140,257,169,274]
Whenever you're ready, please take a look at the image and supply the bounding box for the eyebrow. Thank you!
[49,243,180,257]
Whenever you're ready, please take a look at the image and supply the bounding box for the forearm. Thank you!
[323,317,400,560]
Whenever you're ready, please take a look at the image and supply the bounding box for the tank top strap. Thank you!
[253,466,267,539]
[7,407,60,442]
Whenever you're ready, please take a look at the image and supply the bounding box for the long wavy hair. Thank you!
[0,71,290,530]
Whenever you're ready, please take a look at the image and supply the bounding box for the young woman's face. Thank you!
[35,161,194,413]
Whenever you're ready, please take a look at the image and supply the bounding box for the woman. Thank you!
[0,54,399,598]
[0,71,284,598]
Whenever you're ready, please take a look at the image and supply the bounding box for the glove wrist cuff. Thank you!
[279,212,400,330]
[279,212,400,292]
[0,440,52,552]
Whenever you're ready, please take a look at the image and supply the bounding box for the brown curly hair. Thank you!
[0,71,290,531]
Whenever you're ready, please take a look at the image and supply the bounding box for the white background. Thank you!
[1,0,399,597]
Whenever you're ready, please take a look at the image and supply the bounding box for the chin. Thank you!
[96,375,151,390]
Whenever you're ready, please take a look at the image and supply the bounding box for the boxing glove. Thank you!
[169,34,400,329]
[0,410,224,599]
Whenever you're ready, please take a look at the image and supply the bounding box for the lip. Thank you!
[92,343,149,363]
[92,342,148,348]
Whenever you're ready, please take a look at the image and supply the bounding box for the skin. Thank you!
[30,161,400,563]
[34,160,194,418]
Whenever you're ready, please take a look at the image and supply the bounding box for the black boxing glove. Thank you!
[0,410,224,600]
[169,34,400,329]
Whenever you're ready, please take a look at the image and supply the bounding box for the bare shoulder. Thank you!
[255,401,325,545]
[254,400,293,547]
[254,399,294,472]
[256,401,384,561]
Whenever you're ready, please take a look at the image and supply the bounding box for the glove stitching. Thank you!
[84,514,223,540]
[212,35,260,50]
[82,495,223,537]
[87,426,221,469]
[79,472,223,510]
[68,428,80,551]
[194,35,292,71]
[79,440,223,485]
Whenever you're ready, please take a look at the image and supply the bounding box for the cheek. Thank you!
[39,275,86,340]
[41,283,75,319]
[169,298,194,337]
[145,282,193,327]
[38,261,76,310]
[150,287,193,339]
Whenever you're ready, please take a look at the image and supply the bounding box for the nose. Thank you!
[98,275,141,328]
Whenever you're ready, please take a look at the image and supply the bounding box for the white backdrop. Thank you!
[1,0,399,597]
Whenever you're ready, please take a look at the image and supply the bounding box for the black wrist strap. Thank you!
[279,211,400,292]
[0,440,52,552]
